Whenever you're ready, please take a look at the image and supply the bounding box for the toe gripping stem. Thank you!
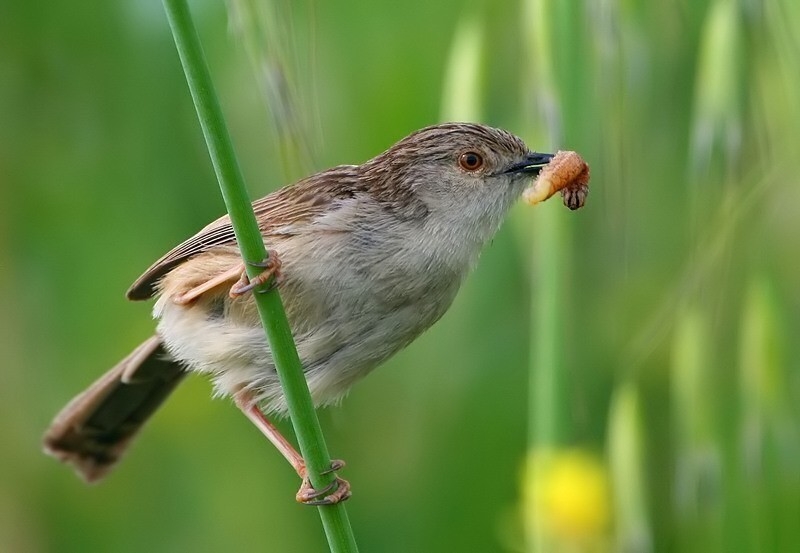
[229,249,283,298]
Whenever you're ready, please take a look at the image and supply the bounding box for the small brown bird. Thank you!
[43,123,560,504]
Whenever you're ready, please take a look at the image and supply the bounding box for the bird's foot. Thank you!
[228,250,283,297]
[295,460,351,506]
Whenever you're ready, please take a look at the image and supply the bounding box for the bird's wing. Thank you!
[126,166,362,300]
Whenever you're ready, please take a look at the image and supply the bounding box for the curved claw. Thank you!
[322,459,346,475]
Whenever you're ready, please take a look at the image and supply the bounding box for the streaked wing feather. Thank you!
[126,166,361,300]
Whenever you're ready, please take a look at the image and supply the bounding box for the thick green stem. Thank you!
[530,202,567,447]
[161,0,358,550]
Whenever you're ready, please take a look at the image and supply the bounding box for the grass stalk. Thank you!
[608,383,653,553]
[529,202,567,447]
[160,0,358,550]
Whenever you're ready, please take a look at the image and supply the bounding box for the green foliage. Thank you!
[2,0,798,551]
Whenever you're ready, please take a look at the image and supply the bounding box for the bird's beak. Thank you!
[504,152,554,176]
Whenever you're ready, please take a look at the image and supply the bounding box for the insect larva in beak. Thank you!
[522,150,590,210]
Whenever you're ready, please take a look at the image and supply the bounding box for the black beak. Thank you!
[504,152,554,176]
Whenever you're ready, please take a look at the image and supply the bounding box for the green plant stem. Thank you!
[161,0,357,550]
[529,203,567,447]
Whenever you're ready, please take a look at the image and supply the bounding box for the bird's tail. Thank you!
[43,335,186,482]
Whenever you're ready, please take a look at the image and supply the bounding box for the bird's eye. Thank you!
[458,151,484,172]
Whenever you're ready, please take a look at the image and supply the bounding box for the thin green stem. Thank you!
[160,0,358,550]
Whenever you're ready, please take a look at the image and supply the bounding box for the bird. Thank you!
[43,122,558,504]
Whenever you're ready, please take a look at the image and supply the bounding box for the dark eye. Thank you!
[458,151,484,171]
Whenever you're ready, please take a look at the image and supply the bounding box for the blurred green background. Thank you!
[2,0,799,551]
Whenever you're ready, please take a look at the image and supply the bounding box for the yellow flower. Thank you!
[523,448,611,547]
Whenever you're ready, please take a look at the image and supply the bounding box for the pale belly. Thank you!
[152,236,465,414]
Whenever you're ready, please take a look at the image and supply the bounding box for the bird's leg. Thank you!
[172,264,244,305]
[229,250,283,298]
[233,391,351,505]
